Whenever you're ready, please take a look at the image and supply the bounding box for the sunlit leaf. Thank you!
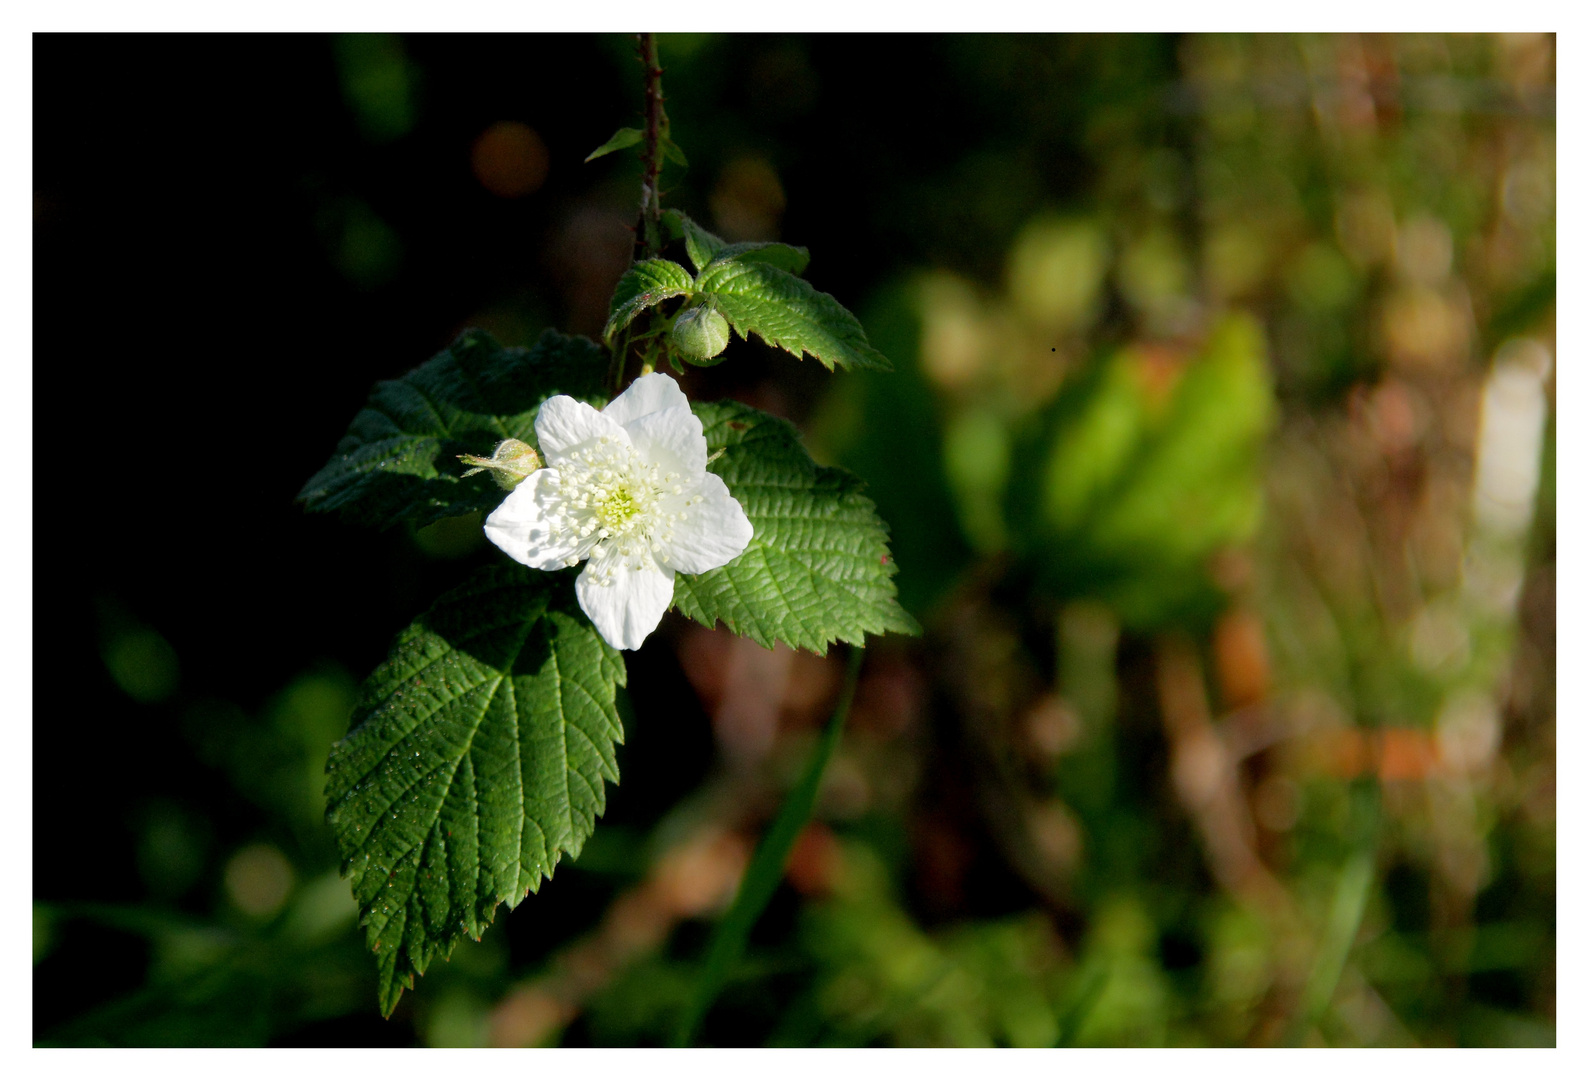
[705,241,811,277]
[693,260,891,372]
[325,565,625,1016]
[603,258,695,341]
[662,209,727,273]
[298,329,607,530]
[584,126,643,163]
[672,401,919,652]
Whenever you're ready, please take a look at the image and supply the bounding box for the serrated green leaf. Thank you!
[603,258,695,341]
[661,135,689,168]
[662,209,727,272]
[584,126,643,163]
[672,401,920,652]
[298,329,607,530]
[693,260,891,372]
[706,241,811,277]
[325,564,626,1016]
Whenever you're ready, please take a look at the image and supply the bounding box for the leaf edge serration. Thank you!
[325,564,627,1016]
[671,400,921,654]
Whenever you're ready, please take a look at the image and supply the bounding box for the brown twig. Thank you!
[608,33,668,398]
[1154,633,1288,908]
[636,32,665,258]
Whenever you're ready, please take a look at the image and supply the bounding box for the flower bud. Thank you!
[459,438,540,490]
[670,305,731,363]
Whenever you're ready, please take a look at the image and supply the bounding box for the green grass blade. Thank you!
[1286,783,1380,1046]
[672,646,865,1047]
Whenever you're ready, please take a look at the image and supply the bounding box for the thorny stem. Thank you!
[636,32,665,259]
[609,32,667,398]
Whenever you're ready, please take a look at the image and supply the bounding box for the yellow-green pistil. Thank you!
[535,434,707,583]
[597,487,639,532]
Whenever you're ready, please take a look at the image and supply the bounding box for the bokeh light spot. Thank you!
[472,120,550,199]
[224,843,295,919]
[710,157,786,241]
[103,625,179,704]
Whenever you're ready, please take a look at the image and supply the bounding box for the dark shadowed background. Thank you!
[34,33,1554,1047]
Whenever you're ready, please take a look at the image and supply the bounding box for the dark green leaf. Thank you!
[298,329,607,530]
[673,402,920,652]
[693,260,891,372]
[603,258,695,341]
[661,135,689,168]
[325,565,626,1016]
[584,126,643,163]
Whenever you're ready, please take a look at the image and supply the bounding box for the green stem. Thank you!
[672,645,866,1048]
[1285,781,1380,1046]
[607,326,631,397]
[1054,963,1111,1047]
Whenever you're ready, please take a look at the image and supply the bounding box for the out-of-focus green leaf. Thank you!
[942,406,1012,553]
[1486,270,1555,348]
[298,329,607,530]
[333,34,416,143]
[797,843,1071,1047]
[1008,314,1274,628]
[810,279,976,619]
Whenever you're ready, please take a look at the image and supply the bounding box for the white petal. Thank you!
[484,469,582,570]
[575,551,675,650]
[600,372,689,427]
[534,394,630,464]
[623,404,707,482]
[658,472,754,574]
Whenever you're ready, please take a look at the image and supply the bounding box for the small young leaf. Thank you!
[603,258,695,341]
[706,241,811,277]
[584,126,643,163]
[661,209,727,272]
[298,329,607,530]
[661,135,689,168]
[693,260,891,372]
[325,564,626,1016]
[672,401,920,652]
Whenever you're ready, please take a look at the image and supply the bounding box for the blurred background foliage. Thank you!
[35,32,1554,1047]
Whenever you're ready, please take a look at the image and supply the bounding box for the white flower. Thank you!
[484,373,753,650]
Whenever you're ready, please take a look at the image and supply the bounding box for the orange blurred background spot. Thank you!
[471,120,549,198]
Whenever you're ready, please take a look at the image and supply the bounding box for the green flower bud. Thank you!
[459,438,540,490]
[670,305,732,363]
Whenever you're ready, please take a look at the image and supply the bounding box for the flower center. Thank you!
[537,434,699,581]
[596,486,639,531]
